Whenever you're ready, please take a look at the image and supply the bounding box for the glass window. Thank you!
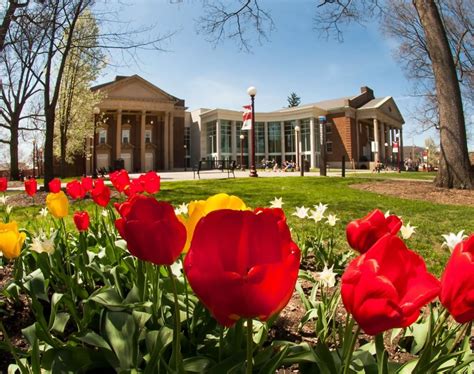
[122,129,130,144]
[326,123,332,135]
[300,119,311,153]
[326,141,333,153]
[236,121,248,154]
[145,129,152,144]
[99,129,107,144]
[184,127,191,167]
[206,122,216,155]
[220,120,232,154]
[255,122,265,154]
[268,122,281,154]
[284,121,296,154]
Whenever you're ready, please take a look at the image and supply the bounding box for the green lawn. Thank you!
[346,171,436,181]
[7,176,471,276]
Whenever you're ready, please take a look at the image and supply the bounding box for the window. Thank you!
[99,129,107,144]
[284,121,295,153]
[325,123,332,136]
[220,120,232,154]
[326,141,333,153]
[122,129,130,144]
[145,129,152,144]
[255,122,265,154]
[268,122,281,154]
[206,122,217,155]
[300,119,310,153]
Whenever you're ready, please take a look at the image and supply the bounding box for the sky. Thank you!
[96,0,449,147]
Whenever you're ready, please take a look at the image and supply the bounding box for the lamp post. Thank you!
[247,86,258,177]
[184,144,187,171]
[384,142,388,167]
[92,106,100,178]
[240,134,245,170]
[294,125,300,171]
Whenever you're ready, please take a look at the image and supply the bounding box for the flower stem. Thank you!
[342,317,360,374]
[375,333,388,374]
[167,265,183,373]
[246,318,253,374]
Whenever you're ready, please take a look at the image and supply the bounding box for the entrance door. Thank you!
[145,152,154,171]
[121,153,132,172]
[97,153,109,170]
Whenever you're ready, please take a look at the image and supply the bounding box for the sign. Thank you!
[318,115,327,124]
[242,105,252,130]
[392,141,399,153]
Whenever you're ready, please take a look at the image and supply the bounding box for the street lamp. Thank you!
[92,106,100,178]
[294,125,300,171]
[184,144,187,171]
[247,86,258,177]
[240,134,245,171]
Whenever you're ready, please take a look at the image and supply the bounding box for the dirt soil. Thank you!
[351,180,474,207]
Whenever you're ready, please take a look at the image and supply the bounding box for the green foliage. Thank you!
[287,92,301,107]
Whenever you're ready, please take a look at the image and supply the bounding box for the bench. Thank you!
[193,160,237,179]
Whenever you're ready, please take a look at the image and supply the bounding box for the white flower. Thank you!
[315,265,337,288]
[0,195,8,205]
[313,202,328,216]
[39,207,48,217]
[400,222,416,239]
[292,206,309,219]
[270,197,284,209]
[174,203,188,216]
[309,209,324,223]
[326,214,339,227]
[384,210,390,218]
[30,236,55,254]
[5,205,12,215]
[442,230,467,252]
[101,209,108,217]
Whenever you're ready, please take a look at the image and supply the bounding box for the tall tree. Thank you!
[196,0,473,189]
[0,4,45,180]
[54,10,105,177]
[287,92,301,107]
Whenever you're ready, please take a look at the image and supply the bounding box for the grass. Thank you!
[346,171,437,181]
[7,176,472,276]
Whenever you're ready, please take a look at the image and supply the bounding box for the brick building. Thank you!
[90,76,404,173]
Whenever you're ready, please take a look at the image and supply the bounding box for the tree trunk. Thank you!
[60,127,67,178]
[43,107,55,191]
[9,116,19,180]
[413,0,472,189]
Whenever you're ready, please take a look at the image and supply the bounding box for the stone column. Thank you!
[140,110,146,172]
[309,118,316,168]
[280,121,285,161]
[373,118,379,163]
[169,114,174,169]
[215,120,221,160]
[380,122,386,162]
[164,112,169,170]
[231,120,237,161]
[116,109,122,159]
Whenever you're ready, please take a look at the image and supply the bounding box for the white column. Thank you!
[399,127,404,164]
[216,120,221,160]
[280,121,285,161]
[140,110,146,172]
[380,122,385,162]
[264,121,269,160]
[116,110,122,159]
[231,120,237,161]
[169,114,174,169]
[355,120,360,166]
[164,112,169,169]
[309,118,316,168]
[373,118,379,163]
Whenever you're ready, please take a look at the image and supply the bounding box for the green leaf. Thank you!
[183,357,214,372]
[258,344,289,373]
[23,269,48,302]
[51,312,70,334]
[104,311,137,370]
[89,287,123,309]
[77,331,112,351]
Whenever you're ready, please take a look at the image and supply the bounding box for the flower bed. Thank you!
[0,173,473,373]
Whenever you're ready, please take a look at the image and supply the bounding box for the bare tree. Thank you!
[0,4,45,180]
[197,0,473,189]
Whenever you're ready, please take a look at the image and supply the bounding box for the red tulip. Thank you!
[110,169,130,193]
[139,171,160,194]
[0,177,7,192]
[346,209,402,254]
[48,178,61,193]
[341,234,440,335]
[81,176,93,193]
[115,194,186,265]
[91,179,110,207]
[73,211,90,232]
[25,178,37,196]
[184,208,301,327]
[124,178,144,197]
[66,180,86,200]
[440,235,474,323]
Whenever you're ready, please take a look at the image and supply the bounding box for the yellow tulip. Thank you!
[46,191,69,218]
[181,193,248,253]
[0,221,26,259]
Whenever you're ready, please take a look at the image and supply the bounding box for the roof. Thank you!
[274,97,351,112]
[359,97,390,109]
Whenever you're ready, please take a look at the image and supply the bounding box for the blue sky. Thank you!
[98,0,440,147]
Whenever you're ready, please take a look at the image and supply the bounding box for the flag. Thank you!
[242,105,252,130]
